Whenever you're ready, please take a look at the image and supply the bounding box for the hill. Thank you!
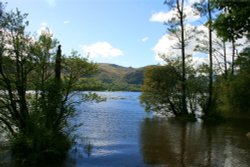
[93,63,146,91]
[95,63,135,84]
[75,63,147,91]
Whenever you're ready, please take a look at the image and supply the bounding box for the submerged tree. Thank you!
[141,64,181,117]
[141,0,206,118]
[162,0,193,115]
[0,7,98,164]
[193,0,216,115]
[141,56,206,118]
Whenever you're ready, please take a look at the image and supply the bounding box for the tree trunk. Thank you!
[205,0,213,115]
[223,40,227,80]
[178,0,188,115]
[54,45,63,128]
[55,45,62,82]
[231,39,235,75]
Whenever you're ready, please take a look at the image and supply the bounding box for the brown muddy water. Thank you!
[1,92,250,167]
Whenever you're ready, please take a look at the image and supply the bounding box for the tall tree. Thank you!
[164,0,188,115]
[230,47,250,113]
[0,9,32,133]
[0,2,3,17]
[213,0,250,75]
[222,39,228,80]
[193,0,214,114]
[141,56,206,118]
[0,7,98,164]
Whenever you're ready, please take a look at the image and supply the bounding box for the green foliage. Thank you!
[141,56,206,118]
[11,126,71,164]
[88,63,144,92]
[140,65,181,116]
[230,48,250,112]
[124,68,144,85]
[0,7,98,164]
[213,0,250,40]
[74,78,103,91]
[213,48,250,116]
[81,92,107,103]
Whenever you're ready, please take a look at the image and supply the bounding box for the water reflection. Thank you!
[1,92,250,167]
[140,118,250,167]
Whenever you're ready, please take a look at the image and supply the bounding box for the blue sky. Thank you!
[5,0,170,67]
[6,0,245,68]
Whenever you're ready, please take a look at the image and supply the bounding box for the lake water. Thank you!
[65,92,250,167]
[1,92,250,167]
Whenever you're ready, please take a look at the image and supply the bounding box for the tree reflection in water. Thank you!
[140,118,250,167]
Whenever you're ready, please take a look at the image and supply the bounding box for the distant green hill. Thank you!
[94,63,146,91]
[75,63,148,91]
[95,63,134,84]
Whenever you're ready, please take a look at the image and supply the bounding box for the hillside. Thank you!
[91,63,146,91]
[95,63,135,83]
[73,63,147,91]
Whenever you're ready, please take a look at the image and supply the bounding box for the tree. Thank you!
[163,0,191,115]
[213,0,250,75]
[0,2,3,17]
[230,47,250,112]
[141,65,181,117]
[213,0,250,39]
[0,7,98,164]
[0,8,33,135]
[193,0,215,115]
[141,56,206,118]
[210,0,250,117]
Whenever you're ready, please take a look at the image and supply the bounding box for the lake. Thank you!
[65,92,250,167]
[1,92,250,167]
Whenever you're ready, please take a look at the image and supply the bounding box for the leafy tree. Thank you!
[141,56,206,118]
[213,0,250,39]
[141,65,181,116]
[193,0,214,115]
[0,2,3,17]
[0,7,97,164]
[213,0,250,75]
[230,47,250,112]
[0,8,33,136]
[162,0,195,115]
[211,1,250,117]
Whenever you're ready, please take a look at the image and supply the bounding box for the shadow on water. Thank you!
[140,118,250,167]
[0,141,77,167]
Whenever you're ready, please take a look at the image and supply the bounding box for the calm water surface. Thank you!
[1,92,250,167]
[65,92,250,167]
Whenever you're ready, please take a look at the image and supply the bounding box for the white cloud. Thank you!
[184,5,200,21]
[152,24,210,67]
[37,22,53,36]
[153,34,179,59]
[153,24,197,60]
[141,36,149,42]
[82,42,123,58]
[151,0,248,68]
[150,11,176,23]
[150,5,200,23]
[46,0,56,7]
[153,22,248,69]
[192,53,208,66]
[63,20,70,24]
